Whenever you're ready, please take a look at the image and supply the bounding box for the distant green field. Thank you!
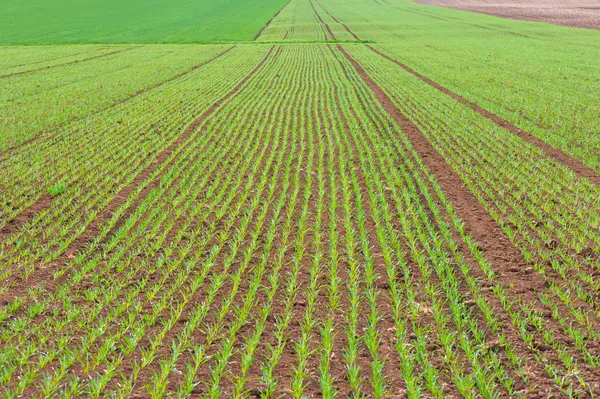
[0,0,288,44]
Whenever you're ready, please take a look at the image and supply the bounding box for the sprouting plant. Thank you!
[48,183,66,196]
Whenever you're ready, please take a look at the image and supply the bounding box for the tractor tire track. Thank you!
[0,46,234,160]
[336,41,532,336]
[254,0,293,40]
[316,0,600,186]
[366,44,600,187]
[314,0,360,41]
[309,0,337,40]
[337,44,600,390]
[0,46,277,301]
[0,47,136,79]
[0,194,53,241]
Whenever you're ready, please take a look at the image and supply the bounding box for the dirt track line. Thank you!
[335,41,536,319]
[309,0,337,40]
[0,47,136,79]
[254,0,293,40]
[2,46,277,296]
[334,49,595,388]
[0,194,53,242]
[314,0,361,40]
[365,45,600,187]
[317,2,600,185]
[337,45,524,396]
[319,0,600,185]
[0,47,235,160]
[4,48,100,70]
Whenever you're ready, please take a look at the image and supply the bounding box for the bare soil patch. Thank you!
[414,0,600,30]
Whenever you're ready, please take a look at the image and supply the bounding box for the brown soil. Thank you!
[0,47,234,160]
[0,46,276,306]
[113,46,235,107]
[0,47,136,79]
[3,5,599,395]
[414,0,600,30]
[365,45,600,187]
[253,0,292,40]
[0,194,53,239]
[317,0,600,189]
[336,43,600,394]
[314,0,360,40]
[310,0,337,40]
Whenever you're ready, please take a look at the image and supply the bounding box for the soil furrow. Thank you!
[0,194,52,242]
[0,46,276,301]
[338,43,600,392]
[314,1,361,41]
[0,46,234,160]
[331,52,470,396]
[364,44,600,187]
[314,1,600,185]
[254,0,293,40]
[309,0,337,40]
[336,40,532,344]
[0,47,136,79]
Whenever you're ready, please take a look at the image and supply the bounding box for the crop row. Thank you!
[2,0,599,395]
[0,44,283,397]
[0,46,269,287]
[0,45,236,152]
[3,40,592,397]
[256,0,334,41]
[341,43,600,394]
[315,0,600,172]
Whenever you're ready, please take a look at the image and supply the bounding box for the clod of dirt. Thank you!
[578,247,594,258]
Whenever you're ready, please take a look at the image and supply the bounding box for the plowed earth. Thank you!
[414,0,600,30]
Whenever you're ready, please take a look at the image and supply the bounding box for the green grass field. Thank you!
[1,0,600,397]
[0,0,288,44]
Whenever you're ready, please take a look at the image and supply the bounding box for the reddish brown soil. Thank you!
[319,0,600,188]
[310,0,337,40]
[314,0,360,40]
[3,4,600,396]
[1,46,281,398]
[414,0,600,30]
[0,194,53,239]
